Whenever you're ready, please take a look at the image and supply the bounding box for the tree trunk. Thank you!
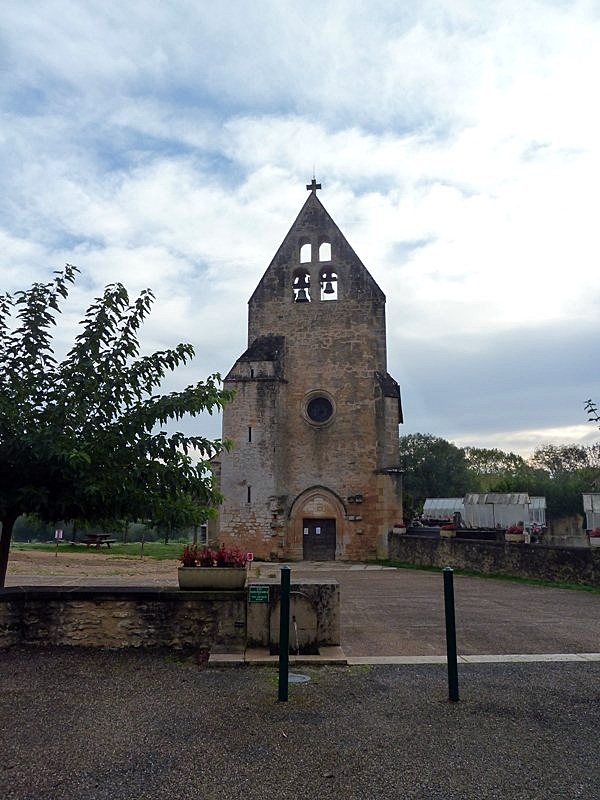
[193,524,198,546]
[0,511,19,588]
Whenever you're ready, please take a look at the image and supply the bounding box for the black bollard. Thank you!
[278,565,291,702]
[443,567,460,702]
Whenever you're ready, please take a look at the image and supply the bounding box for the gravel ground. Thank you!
[1,648,599,799]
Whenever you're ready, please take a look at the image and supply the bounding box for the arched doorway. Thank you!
[288,487,346,561]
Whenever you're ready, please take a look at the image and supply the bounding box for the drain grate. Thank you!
[288,673,311,684]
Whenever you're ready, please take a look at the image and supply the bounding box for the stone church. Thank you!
[210,180,403,561]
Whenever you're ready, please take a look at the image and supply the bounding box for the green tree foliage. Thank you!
[489,466,590,520]
[400,433,470,518]
[476,442,600,519]
[149,492,211,545]
[464,447,528,492]
[520,443,598,518]
[401,434,598,522]
[529,443,600,477]
[0,267,233,585]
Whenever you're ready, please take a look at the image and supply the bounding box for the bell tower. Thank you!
[212,181,403,561]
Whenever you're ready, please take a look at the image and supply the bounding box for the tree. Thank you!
[586,398,600,425]
[149,491,212,545]
[464,447,528,492]
[529,443,595,477]
[400,433,470,519]
[0,267,233,586]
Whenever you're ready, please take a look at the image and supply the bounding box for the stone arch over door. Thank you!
[287,487,347,560]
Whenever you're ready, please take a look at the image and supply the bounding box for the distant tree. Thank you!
[149,491,211,545]
[529,443,594,477]
[0,266,233,586]
[11,515,52,543]
[489,440,600,519]
[495,467,590,520]
[400,433,470,519]
[464,447,528,492]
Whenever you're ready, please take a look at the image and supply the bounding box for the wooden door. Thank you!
[302,518,336,561]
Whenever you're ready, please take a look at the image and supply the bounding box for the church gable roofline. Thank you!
[249,184,385,306]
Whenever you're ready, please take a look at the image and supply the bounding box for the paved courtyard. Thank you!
[5,552,600,657]
[296,563,600,657]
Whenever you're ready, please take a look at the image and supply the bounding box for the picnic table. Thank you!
[81,533,117,548]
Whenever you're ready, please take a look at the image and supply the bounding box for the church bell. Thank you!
[323,281,334,295]
[294,273,310,303]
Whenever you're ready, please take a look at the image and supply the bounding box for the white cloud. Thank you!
[453,424,600,457]
[2,0,600,456]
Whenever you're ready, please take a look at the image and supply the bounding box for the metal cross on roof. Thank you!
[306,178,322,192]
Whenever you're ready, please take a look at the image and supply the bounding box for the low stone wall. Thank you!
[388,533,600,587]
[545,514,588,548]
[0,586,246,651]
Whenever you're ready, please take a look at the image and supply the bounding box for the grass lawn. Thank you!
[375,558,600,593]
[11,541,185,560]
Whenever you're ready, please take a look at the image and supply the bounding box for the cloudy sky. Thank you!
[2,0,599,456]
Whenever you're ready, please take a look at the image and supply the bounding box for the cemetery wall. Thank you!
[389,533,600,587]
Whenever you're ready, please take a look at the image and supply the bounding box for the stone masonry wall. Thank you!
[0,587,246,650]
[219,374,285,558]
[389,533,600,586]
[246,578,340,650]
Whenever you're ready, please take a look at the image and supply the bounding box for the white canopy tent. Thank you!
[422,498,464,521]
[464,493,531,529]
[583,494,600,530]
[421,494,547,528]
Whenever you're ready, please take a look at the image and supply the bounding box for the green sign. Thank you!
[249,585,270,603]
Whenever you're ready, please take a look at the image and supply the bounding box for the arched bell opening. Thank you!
[293,268,311,303]
[319,268,338,301]
[299,242,312,263]
[318,241,331,262]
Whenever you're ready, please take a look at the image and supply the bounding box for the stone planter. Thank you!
[178,567,247,590]
[505,533,525,543]
[439,529,456,538]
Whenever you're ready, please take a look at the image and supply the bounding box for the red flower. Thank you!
[179,544,247,568]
